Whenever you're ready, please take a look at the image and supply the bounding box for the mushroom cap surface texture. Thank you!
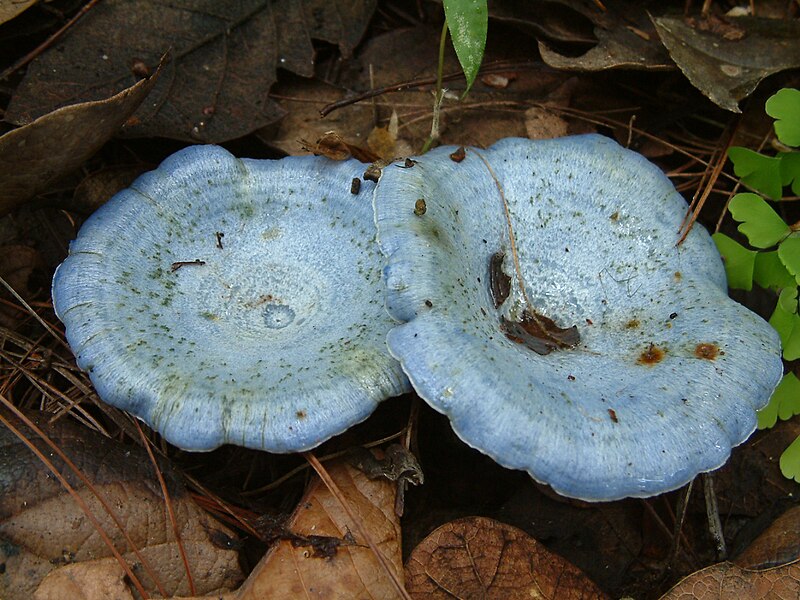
[374,134,782,501]
[53,145,410,452]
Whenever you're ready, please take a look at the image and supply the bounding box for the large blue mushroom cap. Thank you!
[374,134,782,501]
[52,145,410,452]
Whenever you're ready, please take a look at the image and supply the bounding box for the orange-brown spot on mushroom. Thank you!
[674,271,682,281]
[608,409,619,423]
[637,344,665,365]
[625,318,640,329]
[694,343,719,360]
[296,410,307,419]
[610,211,619,221]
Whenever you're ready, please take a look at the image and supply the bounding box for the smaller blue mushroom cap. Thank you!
[53,145,410,452]
[374,134,782,501]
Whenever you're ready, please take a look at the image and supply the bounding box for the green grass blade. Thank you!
[443,0,488,96]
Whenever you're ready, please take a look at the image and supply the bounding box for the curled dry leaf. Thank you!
[6,0,376,143]
[237,452,403,600]
[0,409,243,600]
[0,56,163,216]
[300,131,379,163]
[404,516,608,599]
[489,0,672,71]
[653,15,800,112]
[659,561,800,599]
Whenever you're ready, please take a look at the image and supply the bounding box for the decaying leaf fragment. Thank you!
[653,15,800,112]
[0,57,163,216]
[6,0,377,143]
[733,504,800,570]
[660,560,800,599]
[489,0,672,71]
[405,516,608,599]
[300,130,379,163]
[263,77,376,157]
[0,0,37,25]
[236,452,403,600]
[0,409,242,600]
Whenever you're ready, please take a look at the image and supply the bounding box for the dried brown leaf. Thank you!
[236,453,403,600]
[404,516,608,599]
[0,0,37,25]
[659,561,800,599]
[497,487,641,594]
[489,0,671,71]
[734,504,800,570]
[653,15,800,112]
[0,409,243,600]
[36,557,241,600]
[524,106,569,140]
[33,559,134,600]
[300,131,379,163]
[263,76,376,157]
[6,0,376,143]
[0,57,162,216]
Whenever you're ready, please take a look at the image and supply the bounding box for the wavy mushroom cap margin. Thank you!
[53,145,411,453]
[373,135,782,501]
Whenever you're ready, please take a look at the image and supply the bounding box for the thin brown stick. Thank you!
[320,72,461,118]
[319,60,551,117]
[0,348,92,417]
[677,121,737,245]
[184,474,263,539]
[471,149,531,308]
[134,421,196,595]
[668,480,694,568]
[303,451,411,600]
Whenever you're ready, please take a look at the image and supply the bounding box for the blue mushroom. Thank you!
[53,145,410,452]
[373,135,782,501]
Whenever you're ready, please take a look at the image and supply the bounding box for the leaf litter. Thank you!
[1,1,800,599]
[0,407,243,600]
[0,55,164,216]
[5,0,378,143]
